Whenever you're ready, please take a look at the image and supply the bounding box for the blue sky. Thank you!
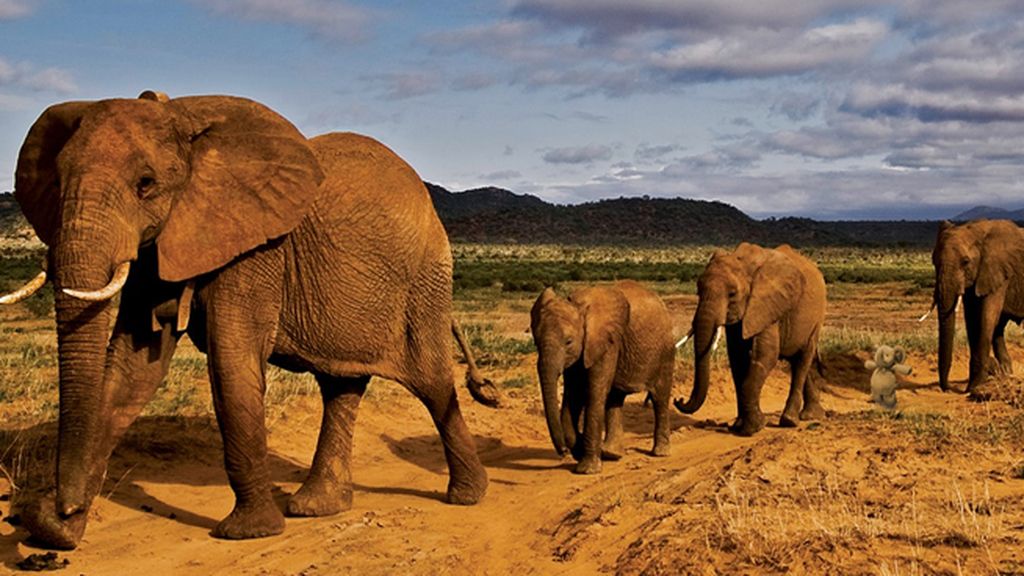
[2,0,1023,220]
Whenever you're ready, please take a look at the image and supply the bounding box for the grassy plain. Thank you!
[1,242,1023,575]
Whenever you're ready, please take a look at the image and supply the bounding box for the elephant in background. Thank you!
[530,281,674,475]
[675,243,826,436]
[932,219,1024,394]
[1,91,499,549]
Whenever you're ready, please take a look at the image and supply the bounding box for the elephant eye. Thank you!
[565,336,574,346]
[136,176,156,197]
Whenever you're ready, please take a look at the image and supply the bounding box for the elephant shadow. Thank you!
[379,433,565,478]
[0,415,308,542]
[620,402,699,437]
[818,351,950,397]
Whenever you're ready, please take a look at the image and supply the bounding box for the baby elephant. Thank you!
[530,281,674,474]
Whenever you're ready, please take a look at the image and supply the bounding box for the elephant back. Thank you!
[307,132,450,271]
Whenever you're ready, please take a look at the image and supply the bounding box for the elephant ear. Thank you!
[13,101,96,245]
[576,288,629,369]
[156,96,324,282]
[976,231,1015,296]
[742,251,804,340]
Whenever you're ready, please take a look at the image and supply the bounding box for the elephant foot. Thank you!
[212,500,285,540]
[967,384,996,403]
[20,492,87,551]
[778,411,800,428]
[286,479,352,517]
[650,440,670,457]
[601,442,625,461]
[729,414,765,437]
[573,457,602,475]
[445,466,488,505]
[800,402,826,421]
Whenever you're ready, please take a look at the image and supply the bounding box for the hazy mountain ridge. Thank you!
[953,205,1024,221]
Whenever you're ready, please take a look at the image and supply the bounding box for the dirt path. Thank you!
[2,282,1023,574]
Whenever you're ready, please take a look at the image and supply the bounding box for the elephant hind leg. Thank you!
[287,374,369,517]
[413,381,488,505]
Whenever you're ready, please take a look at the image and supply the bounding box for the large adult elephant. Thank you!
[2,92,498,549]
[932,219,1024,393]
[674,243,826,436]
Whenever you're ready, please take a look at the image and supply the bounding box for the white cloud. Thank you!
[0,57,77,94]
[194,0,373,43]
[0,0,33,20]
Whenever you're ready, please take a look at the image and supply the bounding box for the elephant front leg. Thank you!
[561,377,584,461]
[602,388,627,460]
[208,342,284,539]
[287,375,368,517]
[966,290,1004,393]
[730,326,779,436]
[575,359,616,474]
[204,257,287,540]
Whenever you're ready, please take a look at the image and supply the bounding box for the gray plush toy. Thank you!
[864,345,912,409]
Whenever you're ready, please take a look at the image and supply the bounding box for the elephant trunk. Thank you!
[937,283,960,392]
[52,248,117,521]
[538,348,568,456]
[676,305,720,414]
[43,184,137,543]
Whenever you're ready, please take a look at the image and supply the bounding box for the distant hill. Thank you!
[0,187,953,249]
[426,183,943,247]
[953,205,1024,221]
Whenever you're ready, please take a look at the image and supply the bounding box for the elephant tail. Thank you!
[452,319,503,408]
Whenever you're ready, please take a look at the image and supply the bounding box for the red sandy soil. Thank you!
[1,283,1022,575]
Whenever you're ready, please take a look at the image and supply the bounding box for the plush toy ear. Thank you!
[742,251,804,340]
[575,288,629,369]
[13,101,96,245]
[893,346,906,364]
[156,96,324,281]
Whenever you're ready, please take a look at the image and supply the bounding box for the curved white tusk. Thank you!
[918,302,935,322]
[711,325,724,352]
[0,270,48,305]
[955,295,962,314]
[675,327,694,349]
[62,262,131,302]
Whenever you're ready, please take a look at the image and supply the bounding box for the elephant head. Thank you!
[5,92,323,544]
[529,286,627,456]
[932,219,1022,390]
[676,243,804,413]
